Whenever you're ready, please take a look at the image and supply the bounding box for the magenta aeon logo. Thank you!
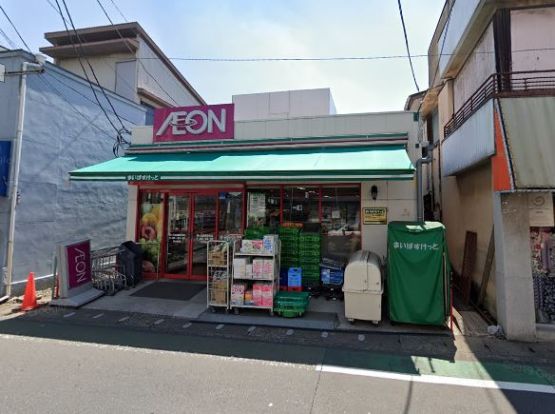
[153,104,234,142]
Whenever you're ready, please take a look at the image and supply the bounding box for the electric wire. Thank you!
[95,0,180,106]
[83,47,555,63]
[397,0,419,91]
[108,0,127,23]
[0,4,32,51]
[0,26,17,49]
[54,0,130,155]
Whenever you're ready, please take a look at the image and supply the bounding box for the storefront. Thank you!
[70,103,420,284]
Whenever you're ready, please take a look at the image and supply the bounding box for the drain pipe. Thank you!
[416,153,432,222]
[3,61,43,298]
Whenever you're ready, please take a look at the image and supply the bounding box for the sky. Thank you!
[1,0,445,113]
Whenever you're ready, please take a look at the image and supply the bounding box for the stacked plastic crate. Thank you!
[244,226,269,240]
[278,227,300,282]
[299,232,321,290]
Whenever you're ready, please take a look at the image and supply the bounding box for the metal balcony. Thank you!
[444,70,555,138]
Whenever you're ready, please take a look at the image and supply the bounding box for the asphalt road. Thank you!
[1,319,554,413]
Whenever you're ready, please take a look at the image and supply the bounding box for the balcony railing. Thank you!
[444,70,555,138]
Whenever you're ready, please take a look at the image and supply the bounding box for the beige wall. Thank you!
[361,180,417,259]
[58,52,135,95]
[511,7,555,72]
[441,163,496,317]
[453,22,495,111]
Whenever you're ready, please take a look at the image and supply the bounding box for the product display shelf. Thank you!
[230,239,281,315]
[206,240,231,312]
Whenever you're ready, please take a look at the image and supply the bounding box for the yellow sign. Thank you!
[363,207,388,225]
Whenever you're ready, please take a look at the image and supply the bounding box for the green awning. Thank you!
[70,145,414,182]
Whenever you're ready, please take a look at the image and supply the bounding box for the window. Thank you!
[137,191,164,273]
[141,102,156,126]
[218,191,243,236]
[321,186,361,261]
[282,186,320,226]
[247,188,281,231]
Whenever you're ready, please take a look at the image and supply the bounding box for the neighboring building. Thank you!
[40,22,205,123]
[0,49,146,295]
[70,95,420,283]
[233,88,336,121]
[420,1,555,340]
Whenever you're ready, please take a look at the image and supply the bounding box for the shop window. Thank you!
[137,191,164,273]
[282,186,320,227]
[218,191,243,236]
[321,186,361,262]
[247,188,281,231]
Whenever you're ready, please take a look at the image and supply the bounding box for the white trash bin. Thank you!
[342,251,383,324]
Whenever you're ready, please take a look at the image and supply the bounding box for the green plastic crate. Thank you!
[299,233,321,243]
[274,291,310,317]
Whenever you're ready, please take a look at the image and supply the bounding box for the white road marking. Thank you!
[318,365,555,395]
[216,324,224,330]
[154,319,164,325]
[118,316,130,323]
[63,312,75,318]
[92,313,104,319]
[182,322,192,329]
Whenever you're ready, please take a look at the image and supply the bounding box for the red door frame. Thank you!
[137,185,246,281]
[136,182,361,280]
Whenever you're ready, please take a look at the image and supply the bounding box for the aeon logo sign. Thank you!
[153,103,234,142]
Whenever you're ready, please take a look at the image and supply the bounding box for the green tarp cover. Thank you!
[69,145,414,182]
[387,221,450,326]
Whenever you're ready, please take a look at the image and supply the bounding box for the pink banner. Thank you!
[153,103,234,142]
[66,240,92,289]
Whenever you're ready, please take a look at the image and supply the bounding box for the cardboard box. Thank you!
[263,235,279,253]
[230,283,245,306]
[233,258,247,278]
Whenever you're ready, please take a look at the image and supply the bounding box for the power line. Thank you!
[0,25,17,49]
[108,0,127,22]
[96,0,180,106]
[54,0,130,155]
[82,47,555,63]
[0,4,32,51]
[397,0,419,91]
[60,0,128,131]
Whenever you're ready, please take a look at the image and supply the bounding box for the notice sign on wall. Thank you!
[363,207,388,225]
[153,103,234,142]
[529,193,554,227]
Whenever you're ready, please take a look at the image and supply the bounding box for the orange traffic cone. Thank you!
[21,272,38,311]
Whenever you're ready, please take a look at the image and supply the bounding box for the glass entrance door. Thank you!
[165,195,191,277]
[190,194,217,279]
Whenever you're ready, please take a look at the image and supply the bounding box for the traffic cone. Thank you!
[21,272,38,311]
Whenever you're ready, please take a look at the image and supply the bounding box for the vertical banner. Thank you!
[66,240,92,288]
[51,239,103,308]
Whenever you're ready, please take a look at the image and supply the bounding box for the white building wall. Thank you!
[511,7,555,72]
[437,0,482,76]
[233,89,336,121]
[453,23,496,111]
[0,55,146,293]
[136,38,201,107]
[57,52,136,97]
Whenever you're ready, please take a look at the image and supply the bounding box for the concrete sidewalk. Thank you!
[76,280,456,336]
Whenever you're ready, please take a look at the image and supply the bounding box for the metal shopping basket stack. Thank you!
[90,246,130,295]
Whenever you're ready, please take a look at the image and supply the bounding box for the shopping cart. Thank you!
[90,246,130,295]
